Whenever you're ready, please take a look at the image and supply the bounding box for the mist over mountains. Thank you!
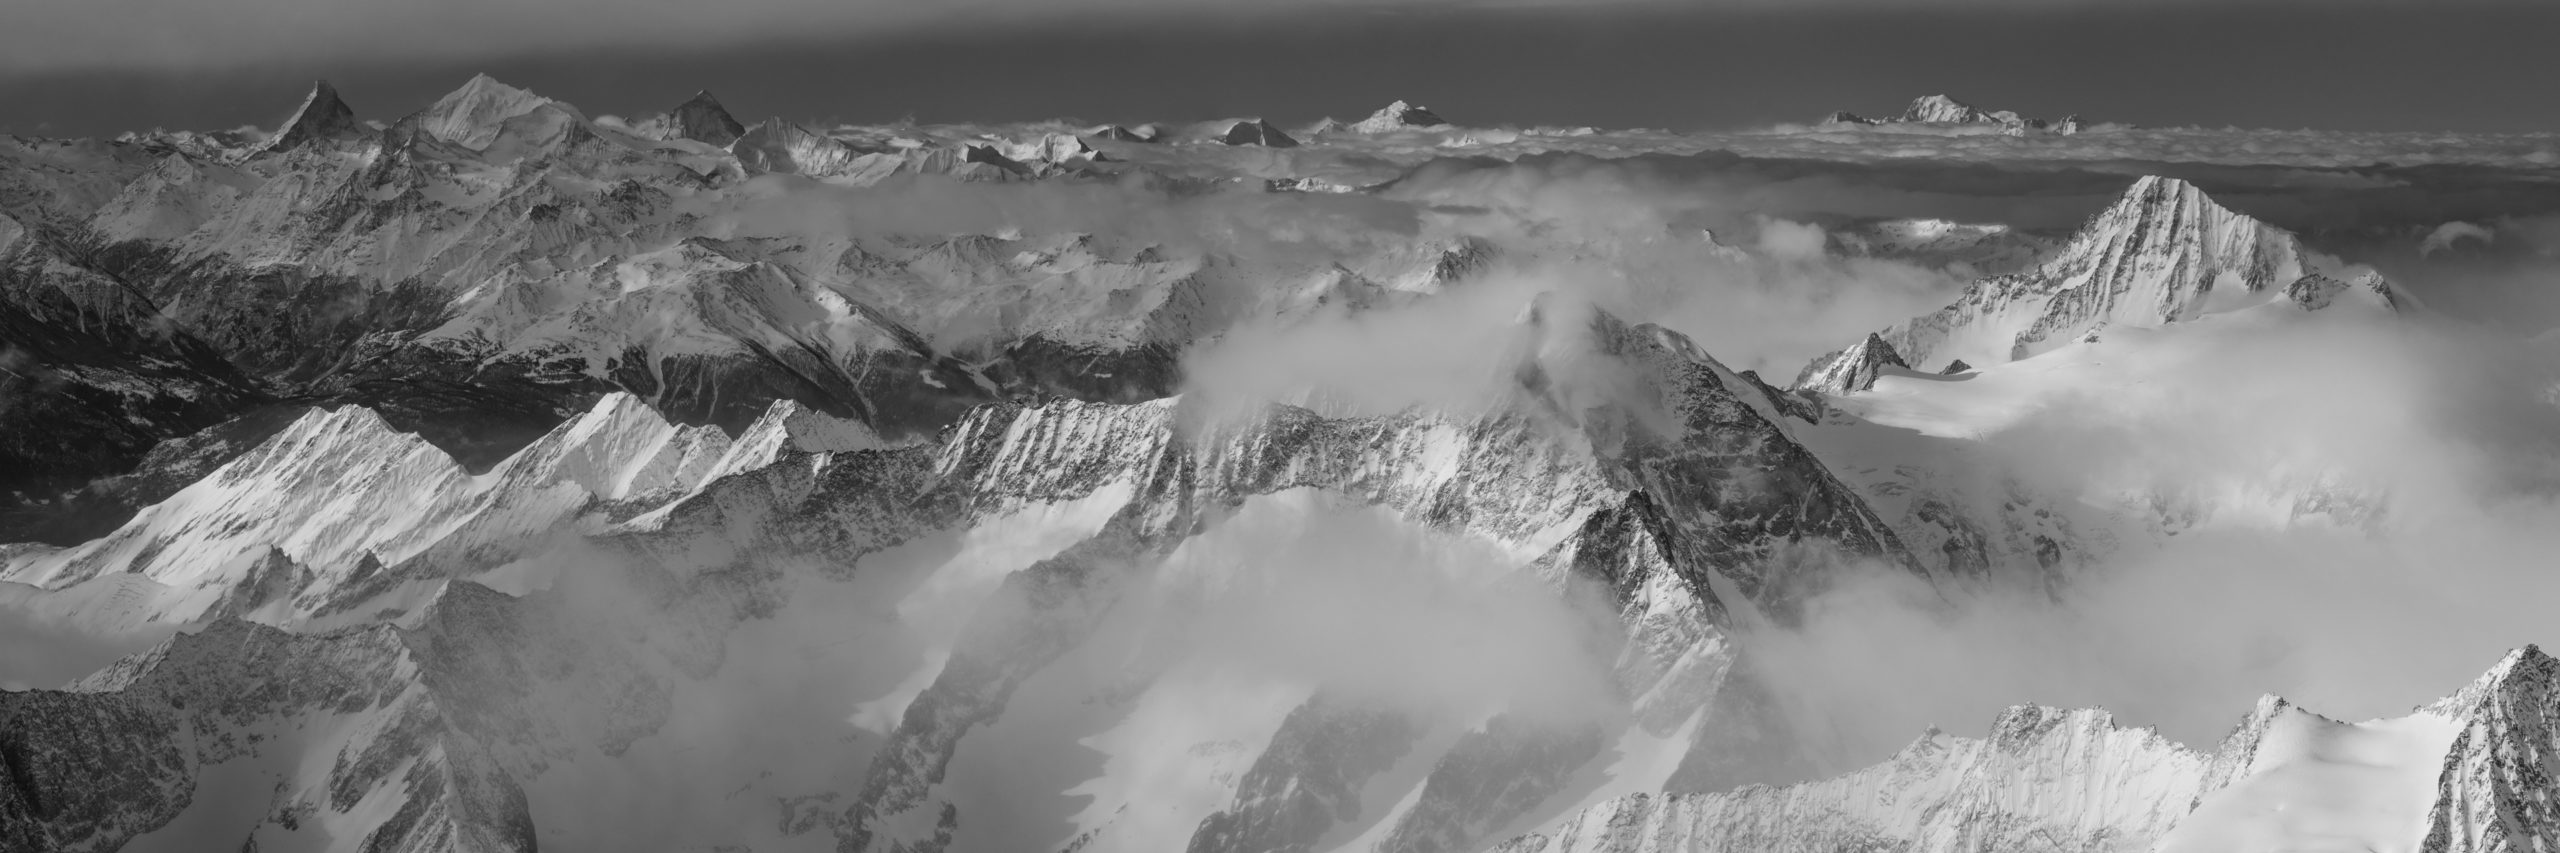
[4,74,2560,853]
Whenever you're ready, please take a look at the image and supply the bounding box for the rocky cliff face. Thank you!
[0,617,536,853]
[252,81,367,156]
[2418,648,2560,852]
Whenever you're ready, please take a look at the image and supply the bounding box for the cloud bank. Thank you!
[1751,307,2560,771]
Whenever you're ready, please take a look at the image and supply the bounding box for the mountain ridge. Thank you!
[1800,175,2406,380]
[1821,94,2089,135]
[1,73,2548,853]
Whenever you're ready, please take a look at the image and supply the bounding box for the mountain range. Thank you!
[0,76,2552,853]
[1821,94,2090,135]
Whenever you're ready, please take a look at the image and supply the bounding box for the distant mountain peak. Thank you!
[666,89,746,146]
[419,73,558,148]
[1219,119,1299,148]
[444,72,531,105]
[1793,332,1909,395]
[1826,175,2402,373]
[253,79,363,155]
[1820,94,2089,135]
[1089,124,1158,143]
[1348,100,1450,133]
[1899,94,1986,123]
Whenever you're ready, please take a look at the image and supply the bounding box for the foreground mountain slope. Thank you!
[1495,648,2560,853]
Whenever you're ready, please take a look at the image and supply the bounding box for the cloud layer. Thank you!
[1752,306,2560,770]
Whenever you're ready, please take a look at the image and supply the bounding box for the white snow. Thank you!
[0,392,869,627]
[2156,707,2463,853]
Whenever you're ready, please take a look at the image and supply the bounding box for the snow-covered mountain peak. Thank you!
[1900,94,1988,124]
[1793,332,1909,395]
[2427,643,2557,716]
[419,73,565,149]
[1820,94,2085,135]
[2032,174,2317,307]
[2060,175,2298,267]
[1349,100,1451,133]
[0,390,830,626]
[538,391,733,501]
[252,79,363,155]
[724,397,885,459]
[1820,175,2400,374]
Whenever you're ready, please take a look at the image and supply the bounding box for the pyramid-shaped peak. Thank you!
[1793,332,1908,395]
[255,79,363,154]
[2120,175,2217,207]
[2064,175,2298,263]
[301,79,348,111]
[1220,119,1299,148]
[563,391,666,431]
[668,89,746,146]
[1351,100,1450,133]
[420,73,558,148]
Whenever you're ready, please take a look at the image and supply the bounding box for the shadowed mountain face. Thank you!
[5,70,2560,853]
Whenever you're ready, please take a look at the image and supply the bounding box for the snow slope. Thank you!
[1830,175,2403,373]
[1497,648,2560,853]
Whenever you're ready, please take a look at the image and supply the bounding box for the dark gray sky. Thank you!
[5,2,2558,137]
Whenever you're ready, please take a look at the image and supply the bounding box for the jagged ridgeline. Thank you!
[1,71,2553,853]
[0,75,1497,545]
